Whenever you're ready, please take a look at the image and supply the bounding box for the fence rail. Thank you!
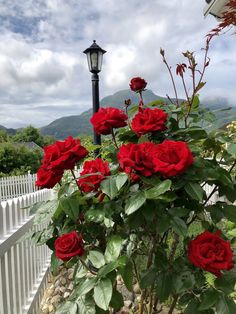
[0,189,53,314]
[0,173,37,202]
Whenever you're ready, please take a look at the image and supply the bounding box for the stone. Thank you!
[64,291,71,298]
[54,279,60,288]
[51,295,62,306]
[59,286,66,294]
[68,272,74,280]
[68,282,74,291]
[124,300,132,308]
[60,277,67,285]
[41,304,49,314]
[48,304,54,313]
[133,283,141,294]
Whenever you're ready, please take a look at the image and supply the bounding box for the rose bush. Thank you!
[31,11,236,314]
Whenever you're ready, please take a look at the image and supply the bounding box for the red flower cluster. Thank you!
[130,77,147,92]
[55,231,84,261]
[78,158,110,193]
[131,107,168,137]
[154,140,194,177]
[118,140,193,179]
[36,136,88,189]
[117,142,158,177]
[90,107,128,135]
[188,231,234,277]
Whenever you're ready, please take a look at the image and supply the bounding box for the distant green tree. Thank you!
[0,129,11,143]
[0,142,42,176]
[14,125,45,147]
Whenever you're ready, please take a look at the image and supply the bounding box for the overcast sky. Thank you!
[0,0,235,128]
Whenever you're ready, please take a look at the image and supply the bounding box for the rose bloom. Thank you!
[77,158,111,193]
[117,142,157,177]
[154,139,193,177]
[131,107,168,136]
[36,164,63,189]
[55,231,84,261]
[130,77,147,92]
[188,230,234,277]
[43,136,88,171]
[90,107,128,135]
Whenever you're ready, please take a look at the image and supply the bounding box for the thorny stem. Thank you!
[78,257,97,276]
[132,258,140,285]
[111,128,119,149]
[168,295,179,314]
[162,56,179,108]
[169,233,180,263]
[71,170,81,190]
[139,235,157,314]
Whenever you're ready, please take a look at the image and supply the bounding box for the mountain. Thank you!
[40,89,166,139]
[0,125,17,135]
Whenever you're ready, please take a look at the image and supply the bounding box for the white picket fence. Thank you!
[0,189,54,314]
[0,173,37,202]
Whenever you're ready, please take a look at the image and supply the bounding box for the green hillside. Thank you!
[40,89,166,139]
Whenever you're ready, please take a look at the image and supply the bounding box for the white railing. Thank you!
[0,173,37,202]
[0,189,53,314]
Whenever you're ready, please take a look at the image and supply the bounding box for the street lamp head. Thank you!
[83,40,106,74]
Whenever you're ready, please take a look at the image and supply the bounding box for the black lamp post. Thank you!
[83,40,106,147]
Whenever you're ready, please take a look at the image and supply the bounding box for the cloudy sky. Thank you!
[0,0,235,128]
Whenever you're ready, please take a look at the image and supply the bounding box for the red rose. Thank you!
[117,142,157,177]
[154,140,193,177]
[130,77,147,92]
[43,136,88,171]
[77,158,110,193]
[131,107,168,136]
[90,107,127,135]
[36,165,63,189]
[55,231,84,261]
[188,230,234,277]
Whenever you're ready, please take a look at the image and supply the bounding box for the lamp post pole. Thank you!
[91,73,101,146]
[83,40,106,154]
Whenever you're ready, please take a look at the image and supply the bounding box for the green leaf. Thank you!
[155,272,173,302]
[227,143,236,158]
[116,173,128,191]
[29,201,44,215]
[184,299,200,314]
[60,196,80,222]
[199,289,220,310]
[74,277,97,297]
[88,251,106,269]
[216,295,236,314]
[173,271,195,294]
[50,252,62,276]
[74,263,87,284]
[55,301,78,314]
[125,191,146,215]
[220,205,236,223]
[118,260,133,291]
[100,176,118,199]
[170,217,188,237]
[85,208,105,223]
[156,214,170,233]
[94,278,113,311]
[184,182,204,201]
[140,267,157,289]
[77,295,96,314]
[105,235,123,263]
[145,180,172,199]
[98,256,127,278]
[110,289,124,310]
[214,271,236,294]
[33,200,59,224]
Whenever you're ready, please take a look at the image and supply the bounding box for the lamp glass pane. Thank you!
[86,53,92,72]
[98,51,103,72]
[91,52,98,71]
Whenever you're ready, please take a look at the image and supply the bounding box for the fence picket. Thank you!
[0,173,37,202]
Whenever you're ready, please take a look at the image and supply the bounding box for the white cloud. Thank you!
[0,0,235,128]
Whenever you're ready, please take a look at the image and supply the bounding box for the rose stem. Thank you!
[111,128,119,149]
[168,294,179,314]
[71,169,81,190]
[78,257,97,276]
